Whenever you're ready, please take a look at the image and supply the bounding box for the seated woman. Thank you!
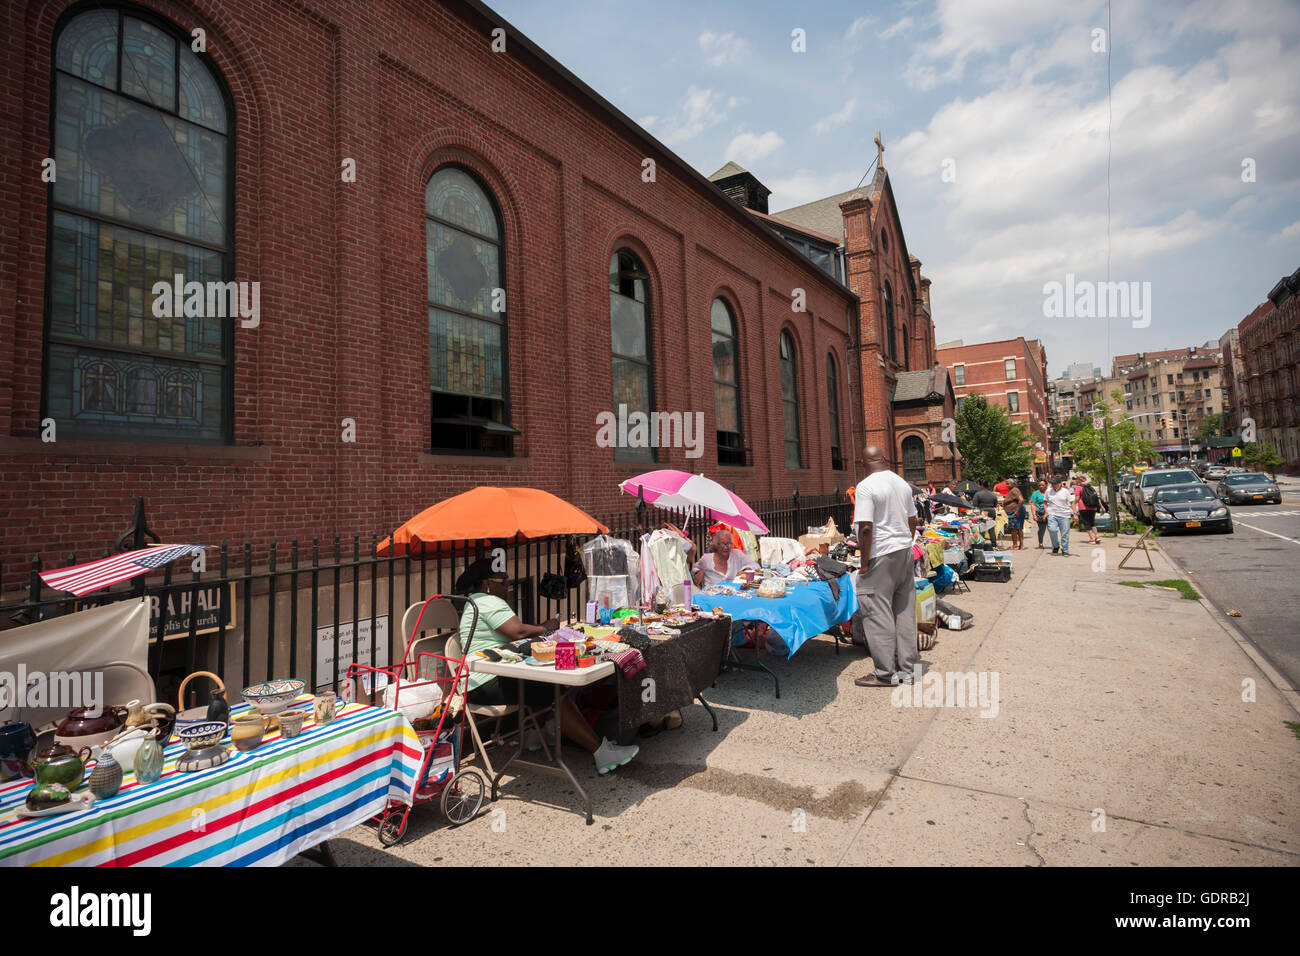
[691,529,759,589]
[455,558,638,775]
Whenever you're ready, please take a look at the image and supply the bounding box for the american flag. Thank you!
[39,544,208,597]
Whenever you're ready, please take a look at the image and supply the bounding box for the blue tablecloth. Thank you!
[691,577,857,657]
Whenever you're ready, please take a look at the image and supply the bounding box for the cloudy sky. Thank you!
[490,0,1300,377]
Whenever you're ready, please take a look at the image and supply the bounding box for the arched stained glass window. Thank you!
[426,165,514,454]
[46,7,232,442]
[780,331,801,469]
[827,354,843,470]
[610,249,654,461]
[712,298,744,466]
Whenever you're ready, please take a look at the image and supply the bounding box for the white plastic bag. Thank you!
[382,680,442,724]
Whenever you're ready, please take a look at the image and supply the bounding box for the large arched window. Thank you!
[902,435,926,483]
[780,331,801,469]
[610,249,654,461]
[427,166,513,454]
[46,7,232,442]
[826,353,843,470]
[712,298,744,465]
[883,280,896,362]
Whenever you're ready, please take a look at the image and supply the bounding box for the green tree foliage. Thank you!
[1242,441,1284,478]
[1195,412,1224,441]
[1054,415,1090,446]
[1063,390,1155,484]
[955,394,1034,483]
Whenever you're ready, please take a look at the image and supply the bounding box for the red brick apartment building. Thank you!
[0,0,863,584]
[1238,267,1300,465]
[937,338,1050,476]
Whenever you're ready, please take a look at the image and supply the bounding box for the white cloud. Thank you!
[847,16,875,39]
[813,98,857,135]
[642,86,729,145]
[878,17,914,40]
[1269,221,1300,244]
[726,130,785,165]
[699,31,749,68]
[768,169,861,210]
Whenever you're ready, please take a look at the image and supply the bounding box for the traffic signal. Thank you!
[1159,417,1168,430]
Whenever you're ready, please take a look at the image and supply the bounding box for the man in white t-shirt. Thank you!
[1045,477,1077,555]
[850,446,920,687]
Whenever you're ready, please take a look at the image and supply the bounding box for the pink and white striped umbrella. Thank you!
[618,470,769,534]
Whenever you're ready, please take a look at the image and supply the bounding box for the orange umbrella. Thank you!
[377,487,608,556]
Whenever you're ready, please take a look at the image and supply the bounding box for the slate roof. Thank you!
[893,366,948,404]
[769,189,863,243]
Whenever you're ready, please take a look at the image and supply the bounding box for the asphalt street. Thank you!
[1156,491,1300,691]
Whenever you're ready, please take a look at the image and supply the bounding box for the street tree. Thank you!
[1195,413,1224,441]
[1242,441,1283,478]
[955,393,1034,484]
[1064,390,1154,484]
[1054,415,1090,446]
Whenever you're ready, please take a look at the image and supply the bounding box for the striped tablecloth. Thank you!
[0,697,422,866]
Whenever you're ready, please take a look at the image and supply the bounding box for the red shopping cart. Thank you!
[346,593,487,847]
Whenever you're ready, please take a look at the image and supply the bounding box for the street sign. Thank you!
[1232,446,1243,458]
[1093,417,1104,430]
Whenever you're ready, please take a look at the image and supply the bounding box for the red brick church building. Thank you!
[720,154,959,486]
[0,0,864,585]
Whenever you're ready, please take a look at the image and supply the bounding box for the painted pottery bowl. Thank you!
[241,679,306,715]
[177,721,227,751]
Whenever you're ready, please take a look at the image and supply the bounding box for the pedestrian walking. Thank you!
[1076,475,1105,545]
[851,445,920,688]
[1030,480,1049,548]
[1046,476,1077,555]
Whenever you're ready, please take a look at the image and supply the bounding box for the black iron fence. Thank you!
[0,492,853,707]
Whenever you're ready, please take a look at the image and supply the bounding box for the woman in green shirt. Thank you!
[1029,481,1048,548]
[457,559,638,775]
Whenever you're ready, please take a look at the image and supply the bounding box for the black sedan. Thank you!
[1151,484,1233,533]
[1214,473,1282,505]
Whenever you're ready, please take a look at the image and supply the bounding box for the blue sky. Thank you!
[489,0,1300,377]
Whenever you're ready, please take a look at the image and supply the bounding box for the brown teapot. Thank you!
[54,706,128,751]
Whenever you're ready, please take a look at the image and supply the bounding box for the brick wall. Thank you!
[938,338,1050,470]
[0,0,859,586]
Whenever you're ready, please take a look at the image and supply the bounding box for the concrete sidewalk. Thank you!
[296,535,1300,867]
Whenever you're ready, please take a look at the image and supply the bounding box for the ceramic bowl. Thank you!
[277,709,307,739]
[241,679,306,715]
[177,721,227,751]
[230,714,265,752]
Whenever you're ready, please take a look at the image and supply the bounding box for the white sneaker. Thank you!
[594,738,639,775]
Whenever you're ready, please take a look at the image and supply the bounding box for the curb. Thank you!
[1158,542,1300,717]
